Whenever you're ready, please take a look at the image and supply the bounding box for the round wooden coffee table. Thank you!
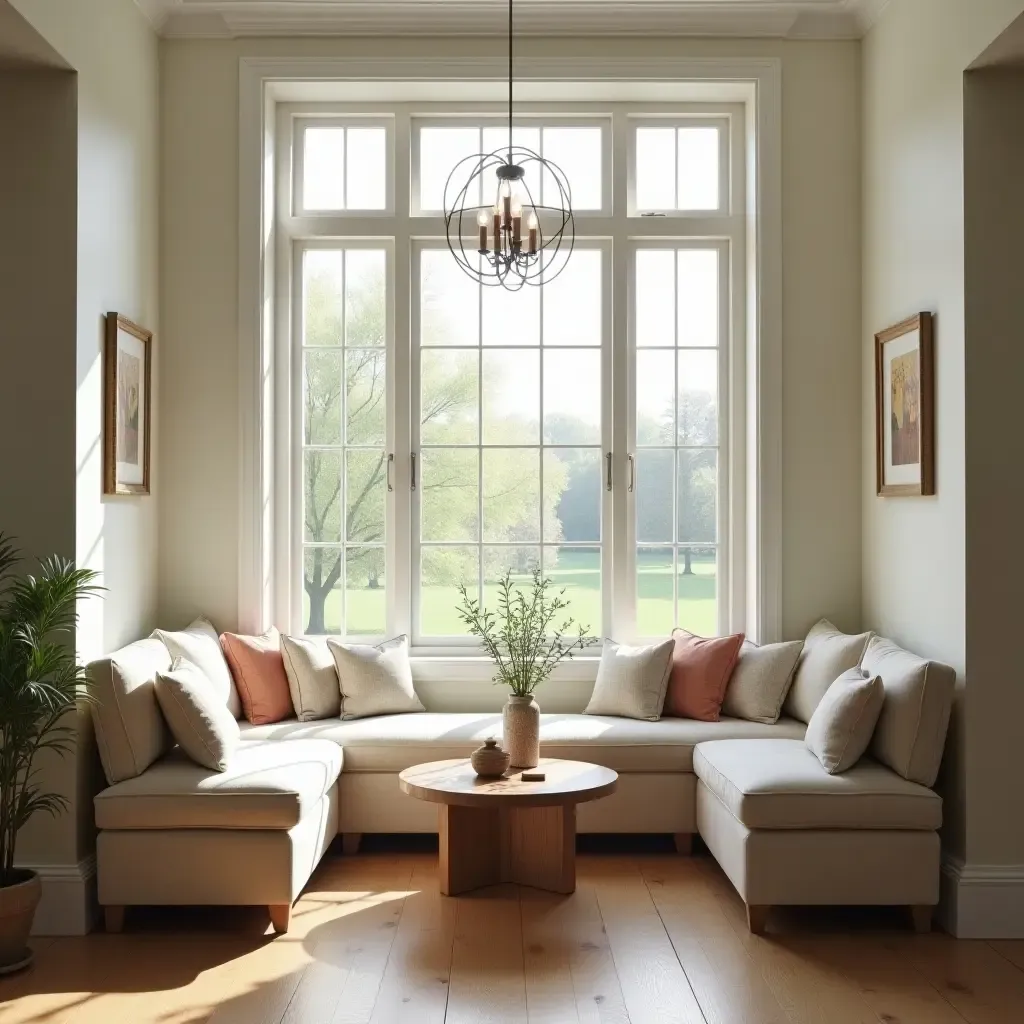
[399,758,617,896]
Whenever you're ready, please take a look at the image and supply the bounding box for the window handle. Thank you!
[386,453,394,493]
[628,453,636,493]
[606,452,613,492]
[410,452,417,491]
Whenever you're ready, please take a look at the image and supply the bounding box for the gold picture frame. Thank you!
[103,313,152,496]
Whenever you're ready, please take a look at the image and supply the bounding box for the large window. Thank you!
[278,106,745,649]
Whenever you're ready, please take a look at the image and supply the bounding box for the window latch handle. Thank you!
[628,453,636,493]
[606,452,613,492]
[410,452,417,491]
[387,453,394,493]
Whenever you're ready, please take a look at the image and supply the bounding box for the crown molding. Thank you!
[149,1,877,40]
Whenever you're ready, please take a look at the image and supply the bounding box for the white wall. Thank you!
[159,35,862,643]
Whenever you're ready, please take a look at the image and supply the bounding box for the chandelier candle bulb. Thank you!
[492,207,501,249]
[502,182,512,224]
[528,212,538,254]
[477,209,489,251]
[511,200,522,246]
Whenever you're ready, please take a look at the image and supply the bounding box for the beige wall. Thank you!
[6,0,160,867]
[862,0,1024,866]
[159,35,863,642]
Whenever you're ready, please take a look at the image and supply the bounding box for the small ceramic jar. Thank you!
[470,738,511,778]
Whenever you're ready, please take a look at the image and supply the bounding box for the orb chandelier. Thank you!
[444,0,574,290]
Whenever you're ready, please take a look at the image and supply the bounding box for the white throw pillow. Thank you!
[153,617,241,718]
[327,635,425,720]
[804,668,885,774]
[721,639,804,724]
[783,619,872,724]
[155,658,240,771]
[584,639,675,721]
[281,634,341,721]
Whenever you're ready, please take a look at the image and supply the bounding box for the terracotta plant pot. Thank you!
[503,694,541,769]
[0,870,41,973]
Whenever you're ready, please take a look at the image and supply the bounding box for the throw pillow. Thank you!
[583,639,675,721]
[155,658,240,771]
[721,639,804,724]
[281,634,341,721]
[663,629,745,722]
[804,668,885,774]
[220,627,295,725]
[153,617,242,718]
[327,635,425,720]
[783,619,872,724]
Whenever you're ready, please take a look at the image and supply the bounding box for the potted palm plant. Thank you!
[457,568,596,768]
[0,534,100,973]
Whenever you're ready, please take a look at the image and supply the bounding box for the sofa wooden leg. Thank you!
[341,833,362,856]
[103,906,125,933]
[746,904,770,935]
[910,905,933,934]
[268,903,292,934]
[673,833,694,855]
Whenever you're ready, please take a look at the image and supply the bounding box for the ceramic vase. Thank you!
[503,694,541,769]
[470,738,511,778]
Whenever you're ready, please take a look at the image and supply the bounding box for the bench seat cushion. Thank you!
[239,713,806,774]
[693,739,941,831]
[95,739,342,831]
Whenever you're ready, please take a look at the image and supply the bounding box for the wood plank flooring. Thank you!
[2,847,1024,1024]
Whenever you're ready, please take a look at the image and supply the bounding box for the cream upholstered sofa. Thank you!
[87,629,953,935]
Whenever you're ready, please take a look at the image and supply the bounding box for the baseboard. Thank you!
[941,855,1024,938]
[16,855,98,936]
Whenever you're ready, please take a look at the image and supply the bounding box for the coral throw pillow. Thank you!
[220,627,295,725]
[664,629,745,721]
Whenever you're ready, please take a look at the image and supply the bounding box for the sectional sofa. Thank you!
[87,626,954,936]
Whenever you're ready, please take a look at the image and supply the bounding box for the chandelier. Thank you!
[444,0,574,290]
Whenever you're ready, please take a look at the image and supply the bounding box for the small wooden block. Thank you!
[746,904,770,935]
[103,906,125,933]
[521,772,546,782]
[910,905,933,934]
[268,903,292,934]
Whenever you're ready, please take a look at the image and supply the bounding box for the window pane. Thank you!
[678,450,717,544]
[482,349,539,444]
[542,127,602,210]
[483,449,540,543]
[637,547,674,637]
[678,127,720,210]
[636,349,675,446]
[543,249,601,346]
[419,127,481,212]
[678,350,718,446]
[635,128,676,211]
[636,250,674,348]
[484,546,541,611]
[544,349,601,444]
[345,250,386,346]
[678,249,719,347]
[345,350,386,445]
[421,250,479,347]
[303,547,342,635]
[345,128,386,210]
[304,350,342,446]
[345,548,386,634]
[420,449,479,542]
[636,449,674,544]
[544,448,601,544]
[304,450,342,543]
[482,280,540,346]
[303,127,345,210]
[304,250,343,347]
[678,548,716,637]
[543,546,601,637]
[482,126,541,163]
[421,546,478,636]
[346,450,386,543]
[421,349,478,445]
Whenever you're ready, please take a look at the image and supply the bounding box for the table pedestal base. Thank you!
[439,803,576,896]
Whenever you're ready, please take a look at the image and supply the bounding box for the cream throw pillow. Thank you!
[584,639,675,722]
[804,668,885,774]
[721,639,803,724]
[327,635,425,720]
[155,658,240,771]
[281,634,341,721]
[154,617,241,718]
[783,619,872,724]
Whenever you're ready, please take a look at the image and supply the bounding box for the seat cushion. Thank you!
[693,739,941,831]
[95,739,342,831]
[239,712,806,774]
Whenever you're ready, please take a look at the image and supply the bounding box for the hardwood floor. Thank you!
[2,847,1024,1024]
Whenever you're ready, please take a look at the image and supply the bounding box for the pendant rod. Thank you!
[507,0,513,163]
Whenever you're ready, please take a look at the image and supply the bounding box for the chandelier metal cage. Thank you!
[443,0,575,290]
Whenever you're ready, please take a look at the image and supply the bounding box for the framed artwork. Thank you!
[104,313,152,496]
[875,312,935,497]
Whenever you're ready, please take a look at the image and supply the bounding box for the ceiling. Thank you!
[135,0,889,39]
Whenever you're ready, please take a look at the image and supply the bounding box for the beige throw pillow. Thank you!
[804,668,885,774]
[584,639,675,721]
[281,634,341,721]
[155,658,240,771]
[327,635,425,720]
[154,617,241,718]
[783,619,872,724]
[721,640,803,724]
